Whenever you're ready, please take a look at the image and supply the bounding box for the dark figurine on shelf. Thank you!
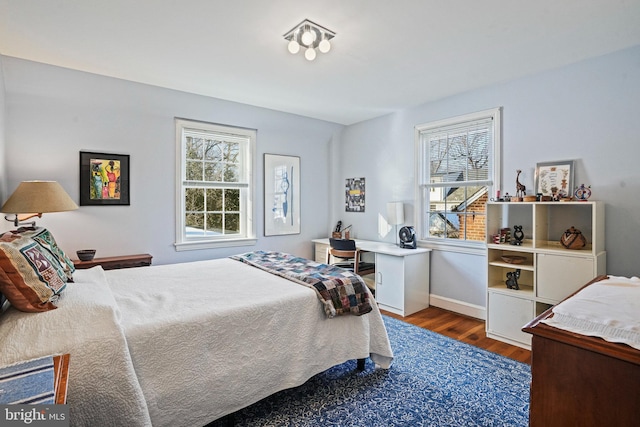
[511,225,524,246]
[506,269,521,290]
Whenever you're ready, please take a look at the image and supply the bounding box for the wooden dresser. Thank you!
[522,275,640,427]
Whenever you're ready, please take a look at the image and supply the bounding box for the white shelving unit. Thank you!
[485,201,606,349]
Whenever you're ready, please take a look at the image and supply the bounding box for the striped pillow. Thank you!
[0,231,68,312]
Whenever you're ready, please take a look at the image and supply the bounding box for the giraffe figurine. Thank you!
[515,169,526,198]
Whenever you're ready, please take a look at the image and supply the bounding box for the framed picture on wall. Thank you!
[264,154,300,236]
[534,160,575,199]
[79,151,130,205]
[345,177,365,212]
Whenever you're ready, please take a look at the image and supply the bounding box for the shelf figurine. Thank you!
[574,184,592,201]
[506,269,521,290]
[511,225,524,246]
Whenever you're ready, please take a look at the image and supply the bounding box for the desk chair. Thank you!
[327,239,376,294]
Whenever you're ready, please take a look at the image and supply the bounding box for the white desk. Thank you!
[312,238,431,316]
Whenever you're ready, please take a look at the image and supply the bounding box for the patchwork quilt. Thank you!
[231,251,372,318]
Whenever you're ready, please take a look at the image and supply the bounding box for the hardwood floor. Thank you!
[382,306,531,364]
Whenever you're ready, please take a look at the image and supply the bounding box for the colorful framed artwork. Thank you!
[264,154,300,236]
[345,177,365,212]
[79,151,130,205]
[534,160,575,199]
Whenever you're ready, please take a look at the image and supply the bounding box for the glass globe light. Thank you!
[287,39,300,54]
[304,47,317,61]
[318,38,331,53]
[301,29,315,46]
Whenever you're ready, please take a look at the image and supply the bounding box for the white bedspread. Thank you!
[542,275,640,350]
[106,258,393,427]
[0,266,151,426]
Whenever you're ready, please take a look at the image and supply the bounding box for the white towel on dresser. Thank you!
[542,275,640,350]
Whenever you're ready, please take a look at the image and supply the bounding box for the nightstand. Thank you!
[73,253,153,270]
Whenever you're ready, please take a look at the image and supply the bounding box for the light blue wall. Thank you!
[3,46,639,313]
[1,57,343,265]
[336,45,640,308]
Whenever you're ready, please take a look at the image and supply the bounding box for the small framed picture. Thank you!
[534,160,575,198]
[79,151,130,205]
[345,177,366,212]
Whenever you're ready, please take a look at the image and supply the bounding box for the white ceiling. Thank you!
[1,0,639,125]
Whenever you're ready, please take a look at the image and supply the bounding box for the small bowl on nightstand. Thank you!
[76,249,96,261]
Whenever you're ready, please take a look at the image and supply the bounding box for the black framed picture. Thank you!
[79,151,130,206]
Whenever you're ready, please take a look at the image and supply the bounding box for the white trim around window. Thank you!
[414,107,501,254]
[174,118,257,251]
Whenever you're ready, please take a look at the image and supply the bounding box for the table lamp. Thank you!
[386,201,405,246]
[1,181,78,227]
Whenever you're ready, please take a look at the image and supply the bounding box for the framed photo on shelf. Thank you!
[534,160,575,198]
[264,154,300,236]
[79,151,130,206]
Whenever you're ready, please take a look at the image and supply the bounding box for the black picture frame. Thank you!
[79,151,130,206]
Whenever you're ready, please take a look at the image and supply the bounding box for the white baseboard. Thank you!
[429,294,486,321]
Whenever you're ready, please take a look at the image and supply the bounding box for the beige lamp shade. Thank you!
[386,202,405,225]
[2,181,78,215]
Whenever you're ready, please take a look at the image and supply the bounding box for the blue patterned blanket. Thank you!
[231,251,372,318]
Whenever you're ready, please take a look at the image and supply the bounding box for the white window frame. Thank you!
[414,107,501,254]
[174,118,257,251]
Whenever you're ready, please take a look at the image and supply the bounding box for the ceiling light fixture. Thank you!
[284,19,335,61]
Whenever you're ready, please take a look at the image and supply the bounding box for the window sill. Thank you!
[174,237,258,252]
[419,239,487,256]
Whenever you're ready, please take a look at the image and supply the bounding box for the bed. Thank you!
[0,230,393,427]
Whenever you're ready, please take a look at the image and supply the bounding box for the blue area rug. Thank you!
[210,315,530,426]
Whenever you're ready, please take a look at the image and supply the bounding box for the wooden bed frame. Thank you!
[523,275,640,427]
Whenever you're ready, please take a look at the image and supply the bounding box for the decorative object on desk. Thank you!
[505,269,521,290]
[332,221,342,239]
[1,181,78,227]
[535,160,575,199]
[398,226,417,249]
[560,226,586,249]
[345,177,365,212]
[343,224,352,240]
[574,184,592,201]
[511,225,524,245]
[503,192,511,202]
[386,201,404,246]
[523,195,537,202]
[264,154,300,236]
[76,249,96,261]
[79,151,130,206]
[515,169,526,199]
[501,255,526,264]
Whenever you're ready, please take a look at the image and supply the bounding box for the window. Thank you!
[175,119,256,250]
[415,108,501,248]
